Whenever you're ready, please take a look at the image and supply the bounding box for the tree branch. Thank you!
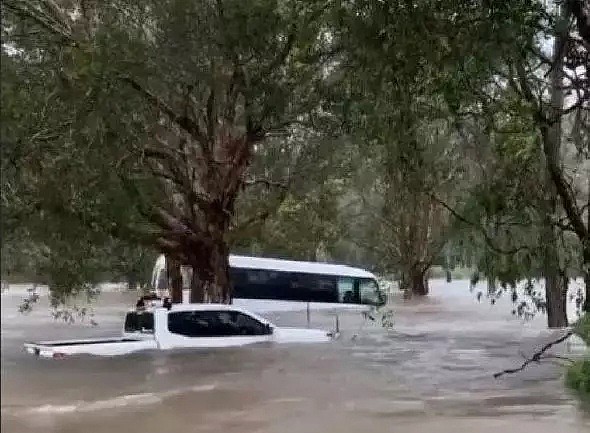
[515,61,542,116]
[539,131,588,241]
[151,207,200,243]
[431,194,530,255]
[228,210,271,240]
[121,76,207,144]
[493,330,574,378]
[559,99,590,118]
[243,178,289,190]
[567,0,590,45]
[4,0,74,42]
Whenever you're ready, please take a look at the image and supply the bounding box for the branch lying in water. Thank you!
[493,331,574,378]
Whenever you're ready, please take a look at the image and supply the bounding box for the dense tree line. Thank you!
[1,0,588,327]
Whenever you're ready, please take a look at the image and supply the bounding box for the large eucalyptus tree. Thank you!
[2,0,336,303]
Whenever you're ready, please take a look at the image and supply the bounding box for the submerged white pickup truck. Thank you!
[24,303,334,359]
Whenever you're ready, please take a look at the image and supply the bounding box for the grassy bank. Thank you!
[566,315,590,398]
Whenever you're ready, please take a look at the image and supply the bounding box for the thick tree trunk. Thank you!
[166,256,183,304]
[189,267,205,303]
[151,129,253,304]
[545,274,568,328]
[400,267,429,297]
[540,196,568,327]
[583,273,590,313]
[411,271,429,296]
[127,273,138,292]
[540,5,569,328]
[189,245,231,303]
[186,213,233,304]
[541,190,568,327]
[583,245,590,313]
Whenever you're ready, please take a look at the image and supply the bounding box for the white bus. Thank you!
[150,254,385,308]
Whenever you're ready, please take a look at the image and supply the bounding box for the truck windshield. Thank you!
[124,312,154,333]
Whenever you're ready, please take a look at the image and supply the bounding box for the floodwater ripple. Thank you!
[1,280,589,433]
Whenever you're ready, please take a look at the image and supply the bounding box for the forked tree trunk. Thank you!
[148,98,258,305]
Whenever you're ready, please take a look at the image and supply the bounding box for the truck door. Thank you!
[161,310,272,349]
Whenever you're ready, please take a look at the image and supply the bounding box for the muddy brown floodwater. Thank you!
[1,280,589,433]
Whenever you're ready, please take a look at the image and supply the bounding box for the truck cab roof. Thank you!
[131,302,273,326]
[135,303,259,312]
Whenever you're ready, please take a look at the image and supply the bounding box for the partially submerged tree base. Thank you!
[400,270,430,298]
[545,274,569,329]
[166,256,183,304]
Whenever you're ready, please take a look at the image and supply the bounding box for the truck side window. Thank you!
[218,311,272,336]
[124,312,154,333]
[168,311,271,337]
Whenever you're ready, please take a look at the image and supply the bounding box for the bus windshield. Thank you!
[359,278,384,306]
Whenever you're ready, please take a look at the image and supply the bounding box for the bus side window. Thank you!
[338,277,356,303]
[231,268,254,299]
[315,276,338,303]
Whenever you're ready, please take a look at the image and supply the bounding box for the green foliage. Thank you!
[2,0,587,320]
[574,315,590,346]
[249,183,343,260]
[2,0,335,304]
[566,315,590,398]
[323,1,518,288]
[566,359,590,396]
[231,131,352,262]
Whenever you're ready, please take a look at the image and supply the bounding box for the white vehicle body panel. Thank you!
[271,327,332,344]
[228,255,377,278]
[24,338,158,358]
[151,254,378,284]
[24,304,333,359]
[231,298,372,314]
[150,254,385,311]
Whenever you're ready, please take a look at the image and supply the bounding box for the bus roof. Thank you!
[153,254,378,280]
[228,255,377,279]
